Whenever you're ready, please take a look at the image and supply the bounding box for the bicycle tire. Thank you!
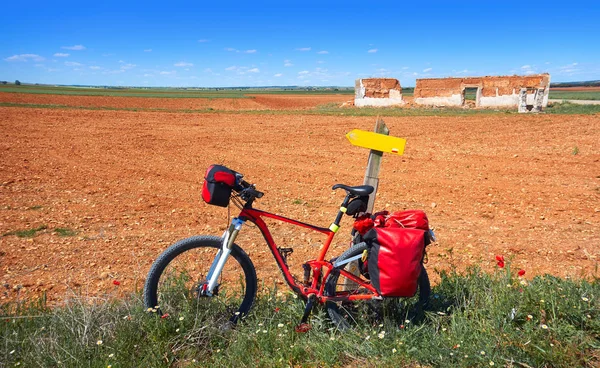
[325,243,431,331]
[144,235,257,325]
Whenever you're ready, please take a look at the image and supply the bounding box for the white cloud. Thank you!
[274,73,283,77]
[225,47,237,52]
[61,45,86,51]
[317,51,329,54]
[89,65,102,70]
[298,70,309,75]
[143,73,154,77]
[54,53,69,57]
[65,61,83,67]
[160,71,175,75]
[225,66,237,71]
[245,49,257,54]
[296,47,311,51]
[248,68,259,73]
[4,54,45,62]
[521,65,531,70]
[423,67,432,72]
[120,63,136,70]
[284,60,293,67]
[368,49,378,53]
[558,62,580,74]
[402,66,409,70]
[174,62,193,67]
[204,68,213,73]
[524,70,535,75]
[144,49,152,52]
[198,39,209,43]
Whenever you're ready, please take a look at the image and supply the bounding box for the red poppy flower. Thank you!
[497,260,505,268]
[295,323,312,333]
[399,324,405,329]
[495,255,504,262]
[274,307,280,313]
[161,313,170,319]
[518,269,526,277]
[113,280,121,286]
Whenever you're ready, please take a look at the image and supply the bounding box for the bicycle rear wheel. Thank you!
[325,243,430,331]
[144,236,257,325]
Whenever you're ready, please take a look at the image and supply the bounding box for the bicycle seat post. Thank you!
[317,192,352,262]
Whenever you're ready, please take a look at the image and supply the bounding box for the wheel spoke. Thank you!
[144,236,257,325]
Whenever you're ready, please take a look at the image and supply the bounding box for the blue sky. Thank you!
[1,1,598,87]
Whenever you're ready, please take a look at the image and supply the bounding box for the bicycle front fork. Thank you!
[204,218,245,296]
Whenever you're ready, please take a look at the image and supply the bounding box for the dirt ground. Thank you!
[1,94,599,305]
[0,93,350,110]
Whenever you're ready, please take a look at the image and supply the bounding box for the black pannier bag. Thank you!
[201,165,237,207]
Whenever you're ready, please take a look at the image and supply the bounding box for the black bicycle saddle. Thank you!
[331,184,374,197]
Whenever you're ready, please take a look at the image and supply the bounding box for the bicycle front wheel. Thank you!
[144,235,257,325]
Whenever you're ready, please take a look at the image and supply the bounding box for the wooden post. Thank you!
[342,118,389,290]
[363,117,389,212]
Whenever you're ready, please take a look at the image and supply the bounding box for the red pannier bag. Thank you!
[201,165,237,207]
[364,227,425,297]
[385,210,429,231]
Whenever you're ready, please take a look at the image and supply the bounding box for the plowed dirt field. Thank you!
[0,92,350,110]
[1,96,599,304]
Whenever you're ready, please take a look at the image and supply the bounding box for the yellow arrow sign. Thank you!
[346,129,406,155]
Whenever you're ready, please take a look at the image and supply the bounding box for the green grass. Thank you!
[54,228,78,237]
[2,99,600,116]
[549,91,600,100]
[545,102,600,114]
[0,101,511,116]
[0,85,250,98]
[0,84,354,98]
[3,225,48,238]
[1,267,598,367]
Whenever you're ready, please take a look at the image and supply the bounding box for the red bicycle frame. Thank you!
[238,207,381,303]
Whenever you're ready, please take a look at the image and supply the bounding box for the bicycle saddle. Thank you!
[331,184,374,196]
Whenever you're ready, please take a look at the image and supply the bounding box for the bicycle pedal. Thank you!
[294,323,312,333]
[278,247,294,256]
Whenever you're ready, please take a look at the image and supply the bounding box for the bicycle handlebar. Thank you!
[236,178,264,201]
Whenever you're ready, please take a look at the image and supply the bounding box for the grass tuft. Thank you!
[3,225,48,238]
[54,228,78,237]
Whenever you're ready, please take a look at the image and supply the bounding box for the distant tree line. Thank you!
[551,80,600,88]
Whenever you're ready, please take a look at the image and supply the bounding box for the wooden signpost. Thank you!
[342,117,405,289]
[345,117,405,212]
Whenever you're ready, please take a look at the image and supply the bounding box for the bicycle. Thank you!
[144,166,433,331]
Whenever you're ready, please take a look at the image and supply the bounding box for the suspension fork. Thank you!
[205,217,245,295]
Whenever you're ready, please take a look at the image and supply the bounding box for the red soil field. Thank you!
[0,92,350,110]
[1,98,599,304]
